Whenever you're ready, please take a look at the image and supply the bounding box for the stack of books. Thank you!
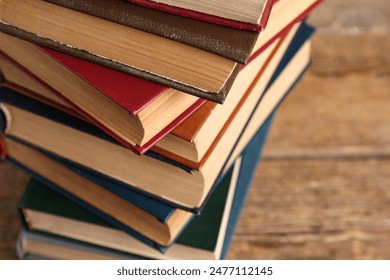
[0,0,322,260]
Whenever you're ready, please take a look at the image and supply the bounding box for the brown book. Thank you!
[44,0,260,63]
[0,0,321,103]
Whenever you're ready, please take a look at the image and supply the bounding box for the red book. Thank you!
[0,33,205,154]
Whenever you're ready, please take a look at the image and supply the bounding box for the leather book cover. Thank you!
[43,0,261,63]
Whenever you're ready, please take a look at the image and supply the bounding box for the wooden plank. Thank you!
[228,159,390,259]
[263,35,390,159]
[0,162,29,260]
[311,35,390,75]
[308,0,390,35]
[228,232,390,260]
[226,34,390,259]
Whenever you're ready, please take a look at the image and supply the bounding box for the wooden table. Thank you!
[227,34,390,259]
[1,1,389,260]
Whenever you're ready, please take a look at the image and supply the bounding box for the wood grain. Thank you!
[0,162,29,260]
[227,159,390,260]
[308,0,390,35]
[226,34,390,260]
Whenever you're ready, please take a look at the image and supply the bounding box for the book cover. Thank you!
[0,21,277,158]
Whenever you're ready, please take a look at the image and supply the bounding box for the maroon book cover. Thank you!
[42,48,172,116]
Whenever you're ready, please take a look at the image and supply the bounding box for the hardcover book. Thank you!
[0,0,322,102]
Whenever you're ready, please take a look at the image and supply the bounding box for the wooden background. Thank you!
[1,0,389,259]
